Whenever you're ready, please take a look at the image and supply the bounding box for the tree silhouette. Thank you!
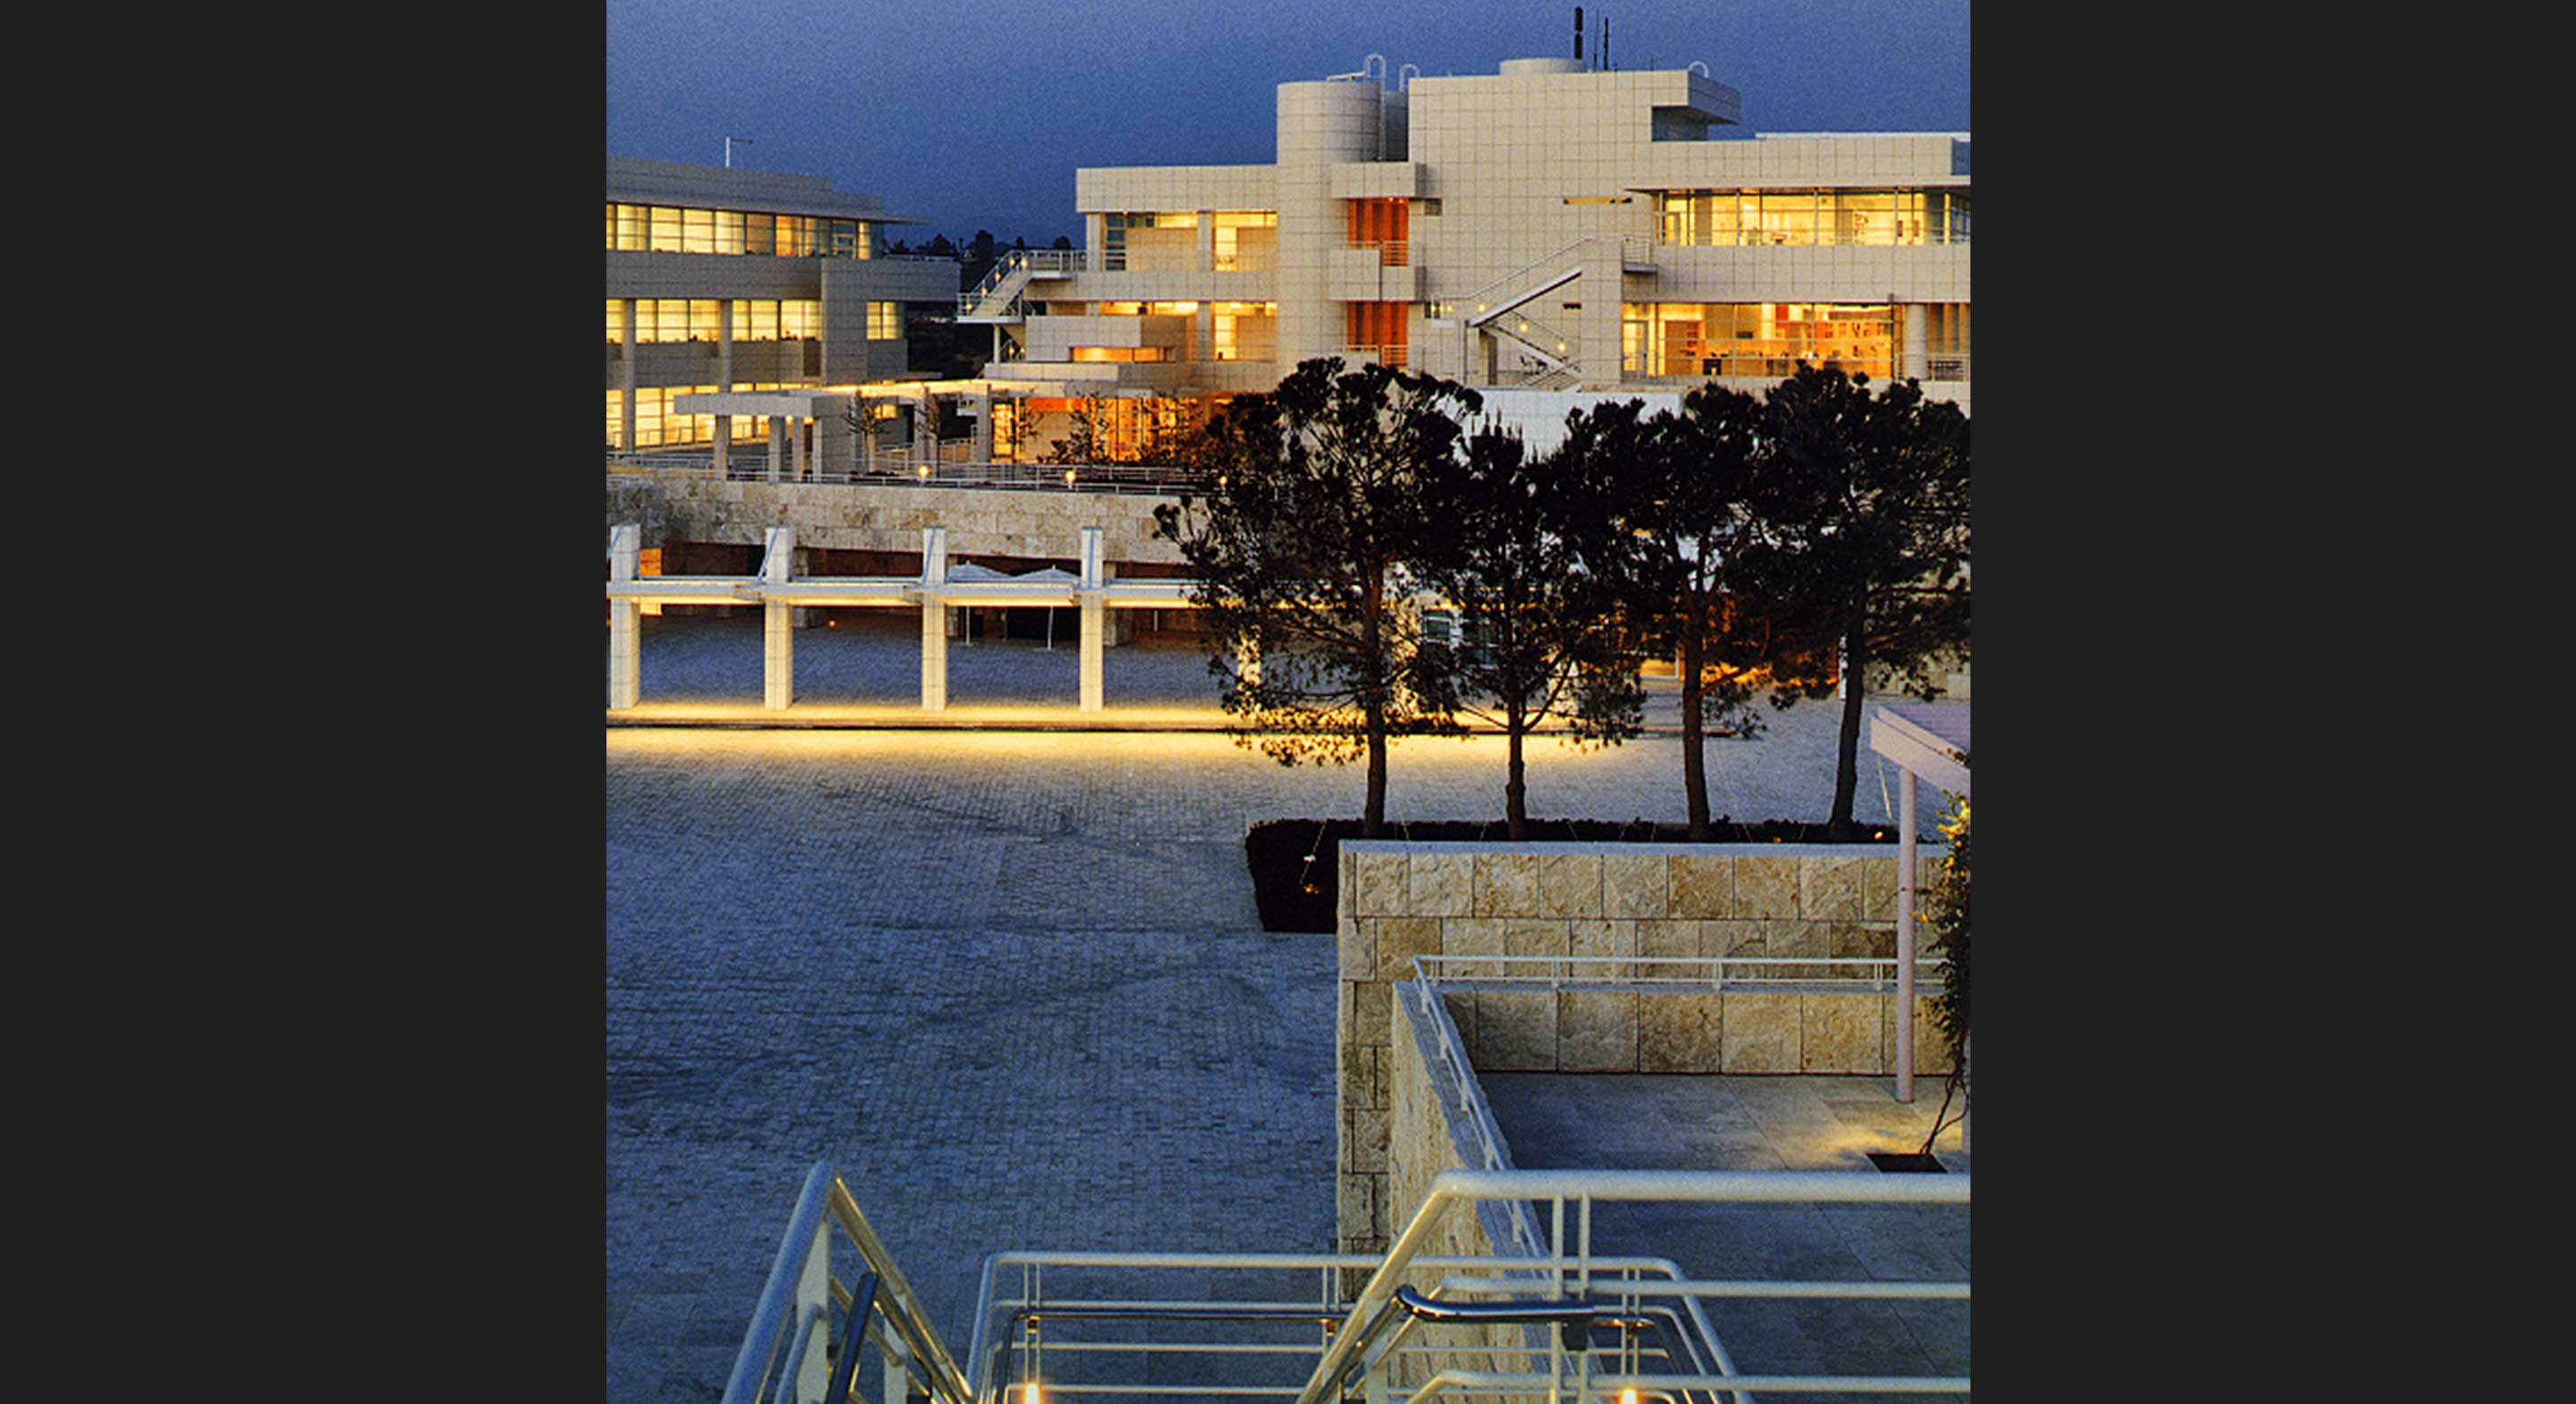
[1554,389,1773,840]
[1414,427,1643,836]
[1737,367,1970,836]
[1155,359,1476,835]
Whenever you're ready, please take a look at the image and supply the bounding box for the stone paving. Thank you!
[605,615,1965,1404]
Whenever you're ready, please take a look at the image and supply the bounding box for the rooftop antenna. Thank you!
[724,135,753,168]
[1574,6,1583,62]
[1605,16,1612,71]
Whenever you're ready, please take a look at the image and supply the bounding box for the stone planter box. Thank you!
[1335,839,1953,1254]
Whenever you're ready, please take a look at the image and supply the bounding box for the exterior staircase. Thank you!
[1457,236,1655,390]
[958,249,1081,323]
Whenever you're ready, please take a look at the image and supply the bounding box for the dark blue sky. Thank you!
[606,0,1970,247]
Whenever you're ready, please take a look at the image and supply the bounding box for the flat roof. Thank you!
[1868,702,1970,795]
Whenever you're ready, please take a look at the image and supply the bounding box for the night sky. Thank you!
[606,0,1970,248]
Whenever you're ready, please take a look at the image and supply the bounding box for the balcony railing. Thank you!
[1347,238,1409,267]
[1341,343,1409,370]
[609,453,1209,496]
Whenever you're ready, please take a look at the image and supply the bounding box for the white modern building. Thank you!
[951,52,1967,457]
[605,156,960,467]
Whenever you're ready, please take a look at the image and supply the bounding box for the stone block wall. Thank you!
[1337,841,1953,1256]
[624,478,1189,567]
[1382,985,1550,1391]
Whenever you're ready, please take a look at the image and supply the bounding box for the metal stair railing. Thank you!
[962,1250,1718,1404]
[1457,240,1597,321]
[1292,1168,1972,1404]
[724,1162,979,1404]
[961,249,1084,319]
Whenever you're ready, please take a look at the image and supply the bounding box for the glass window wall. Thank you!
[1622,302,1897,380]
[606,203,877,258]
[1654,190,1970,248]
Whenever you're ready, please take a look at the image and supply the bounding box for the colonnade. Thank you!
[606,522,1206,713]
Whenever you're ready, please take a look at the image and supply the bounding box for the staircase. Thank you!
[958,249,1082,323]
[1456,236,1655,390]
[720,1159,1970,1404]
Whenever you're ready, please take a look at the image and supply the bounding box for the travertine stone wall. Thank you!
[617,478,1188,566]
[1337,841,1953,1255]
[1384,985,1549,1390]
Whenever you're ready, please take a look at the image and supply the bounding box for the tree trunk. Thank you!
[1505,720,1527,840]
[1679,598,1710,842]
[1362,574,1388,838]
[1829,623,1867,838]
[1365,709,1388,837]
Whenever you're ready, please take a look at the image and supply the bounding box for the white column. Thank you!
[713,415,730,478]
[919,526,948,710]
[767,416,784,483]
[619,301,639,451]
[1079,526,1105,712]
[1079,595,1105,712]
[1902,303,1930,381]
[971,390,993,462]
[764,599,793,709]
[761,525,794,709]
[1896,766,1918,1103]
[718,300,735,389]
[607,523,640,709]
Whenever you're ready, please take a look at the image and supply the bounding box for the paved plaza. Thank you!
[606,614,1964,1403]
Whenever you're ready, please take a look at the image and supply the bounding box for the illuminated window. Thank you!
[1103,212,1199,272]
[1211,301,1275,361]
[606,300,623,343]
[1213,211,1276,272]
[868,302,901,340]
[1622,302,1900,381]
[1345,199,1409,266]
[607,202,877,258]
[1653,190,1969,248]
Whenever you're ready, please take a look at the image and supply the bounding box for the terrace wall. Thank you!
[1338,841,1952,1255]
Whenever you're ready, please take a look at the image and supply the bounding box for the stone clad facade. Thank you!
[623,477,1189,566]
[1337,840,1952,1255]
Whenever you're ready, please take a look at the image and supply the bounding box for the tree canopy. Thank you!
[1154,358,1480,835]
[1415,427,1643,836]
[1736,367,1970,835]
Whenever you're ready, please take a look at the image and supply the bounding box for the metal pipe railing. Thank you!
[1414,954,1948,991]
[724,1163,979,1404]
[1295,1170,1968,1404]
[608,457,1212,495]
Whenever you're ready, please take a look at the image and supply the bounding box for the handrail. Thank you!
[826,1178,978,1404]
[724,1162,978,1404]
[1294,1169,1968,1404]
[1459,238,1599,311]
[609,456,1212,496]
[1415,953,1949,991]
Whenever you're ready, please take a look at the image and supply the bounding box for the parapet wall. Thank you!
[1381,983,1549,1390]
[1337,840,1952,1255]
[614,477,1189,566]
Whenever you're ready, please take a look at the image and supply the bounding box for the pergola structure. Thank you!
[605,522,1199,714]
[1868,701,1970,1104]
